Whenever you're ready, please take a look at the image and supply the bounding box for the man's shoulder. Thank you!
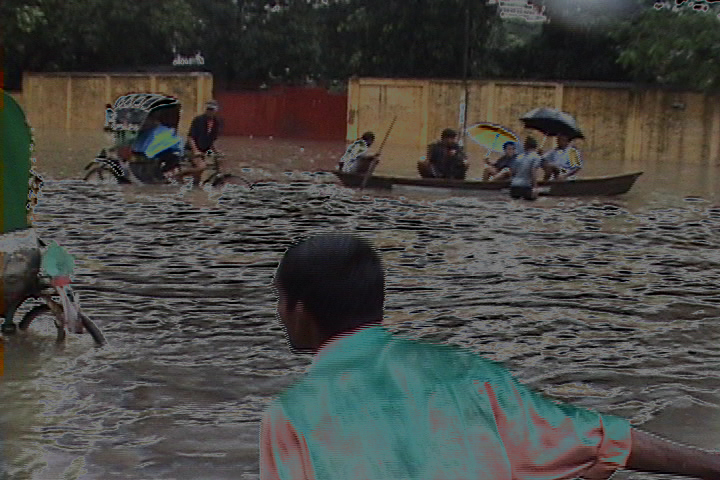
[386,332,506,378]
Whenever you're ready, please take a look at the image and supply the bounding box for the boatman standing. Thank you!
[338,132,379,174]
[261,233,720,480]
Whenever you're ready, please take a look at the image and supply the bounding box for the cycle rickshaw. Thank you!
[84,93,251,188]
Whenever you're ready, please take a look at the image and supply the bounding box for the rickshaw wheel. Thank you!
[18,303,106,345]
[84,166,120,185]
[18,304,66,343]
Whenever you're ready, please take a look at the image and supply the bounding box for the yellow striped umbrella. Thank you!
[466,123,519,154]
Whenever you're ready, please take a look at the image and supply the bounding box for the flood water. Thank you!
[2,130,720,479]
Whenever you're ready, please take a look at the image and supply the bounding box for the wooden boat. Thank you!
[330,171,643,197]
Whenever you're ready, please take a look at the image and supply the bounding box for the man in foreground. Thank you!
[418,128,468,180]
[261,234,720,480]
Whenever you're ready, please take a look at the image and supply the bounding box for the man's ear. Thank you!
[286,301,322,353]
[284,299,306,328]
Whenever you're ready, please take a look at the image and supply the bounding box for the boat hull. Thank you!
[331,171,643,197]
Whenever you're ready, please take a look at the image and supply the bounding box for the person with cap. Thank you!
[261,233,720,480]
[482,140,519,182]
[184,99,222,186]
[418,128,468,180]
[338,131,379,174]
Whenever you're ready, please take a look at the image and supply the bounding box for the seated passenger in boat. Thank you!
[482,141,518,182]
[418,128,468,180]
[339,132,379,175]
[541,134,582,181]
[509,136,543,201]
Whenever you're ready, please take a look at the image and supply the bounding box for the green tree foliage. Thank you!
[1,0,199,88]
[328,0,501,79]
[3,0,720,91]
[498,0,649,82]
[613,7,720,90]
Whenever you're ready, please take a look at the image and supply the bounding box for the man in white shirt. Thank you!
[541,134,582,181]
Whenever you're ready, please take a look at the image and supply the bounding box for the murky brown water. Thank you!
[2,129,720,479]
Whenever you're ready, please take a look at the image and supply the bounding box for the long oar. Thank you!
[361,115,398,190]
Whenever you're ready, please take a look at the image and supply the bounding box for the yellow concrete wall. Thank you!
[348,77,720,168]
[20,72,213,134]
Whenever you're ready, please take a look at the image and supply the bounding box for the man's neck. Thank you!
[315,321,383,355]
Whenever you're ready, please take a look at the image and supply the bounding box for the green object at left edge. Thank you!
[1,90,32,234]
[41,241,75,278]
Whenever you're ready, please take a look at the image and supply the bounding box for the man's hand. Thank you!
[627,428,720,480]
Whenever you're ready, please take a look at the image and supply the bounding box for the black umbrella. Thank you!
[520,107,584,140]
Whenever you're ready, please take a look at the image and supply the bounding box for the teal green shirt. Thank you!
[261,326,631,480]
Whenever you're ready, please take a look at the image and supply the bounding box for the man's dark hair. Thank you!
[524,136,538,151]
[503,141,515,150]
[276,234,384,337]
[361,132,375,144]
[441,128,457,139]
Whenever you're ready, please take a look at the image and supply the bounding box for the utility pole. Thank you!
[460,1,470,147]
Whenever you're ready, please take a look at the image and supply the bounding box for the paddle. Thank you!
[361,115,398,190]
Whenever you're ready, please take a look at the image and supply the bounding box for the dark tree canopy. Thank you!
[2,0,719,91]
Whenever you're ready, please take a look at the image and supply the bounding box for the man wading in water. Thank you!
[261,234,720,480]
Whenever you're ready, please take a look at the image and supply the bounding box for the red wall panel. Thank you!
[215,87,346,141]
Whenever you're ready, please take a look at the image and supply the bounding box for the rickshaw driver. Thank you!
[183,100,222,187]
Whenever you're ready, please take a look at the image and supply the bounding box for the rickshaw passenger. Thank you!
[131,112,184,181]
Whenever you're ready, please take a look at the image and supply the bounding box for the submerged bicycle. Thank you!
[1,89,105,345]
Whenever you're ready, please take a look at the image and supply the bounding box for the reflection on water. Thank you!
[1,130,719,479]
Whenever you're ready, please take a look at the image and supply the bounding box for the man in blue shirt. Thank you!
[262,234,720,480]
[482,141,519,181]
